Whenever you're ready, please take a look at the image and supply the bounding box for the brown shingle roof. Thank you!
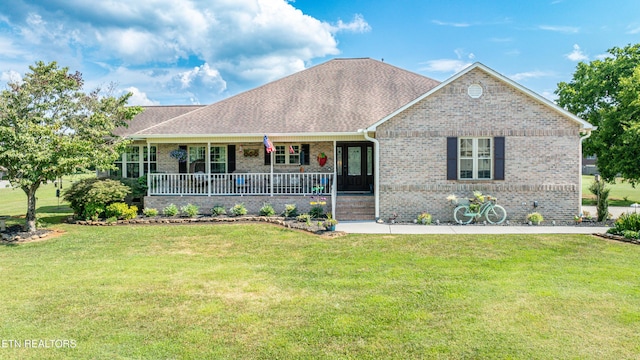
[134,58,440,136]
[114,105,204,137]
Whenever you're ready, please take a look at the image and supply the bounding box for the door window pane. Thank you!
[348,147,361,176]
[367,147,373,176]
[336,147,342,175]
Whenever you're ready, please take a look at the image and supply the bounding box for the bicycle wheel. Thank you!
[454,206,474,224]
[485,205,507,224]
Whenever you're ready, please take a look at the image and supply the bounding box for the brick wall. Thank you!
[377,68,582,223]
[144,195,332,216]
[155,142,334,174]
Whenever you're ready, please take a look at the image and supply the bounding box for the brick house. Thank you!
[113,58,593,222]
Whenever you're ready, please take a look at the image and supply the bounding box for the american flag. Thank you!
[263,135,274,153]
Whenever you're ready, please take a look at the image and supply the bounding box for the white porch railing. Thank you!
[148,172,333,196]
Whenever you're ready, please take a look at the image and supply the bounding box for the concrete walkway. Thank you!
[335,205,629,234]
[335,222,609,234]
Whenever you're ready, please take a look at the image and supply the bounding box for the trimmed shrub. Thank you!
[83,202,105,221]
[211,206,227,216]
[283,204,298,218]
[181,204,200,217]
[106,202,138,220]
[260,203,275,216]
[143,208,159,217]
[609,213,640,236]
[417,212,432,225]
[309,206,324,219]
[589,180,610,222]
[527,212,544,224]
[64,178,131,217]
[230,203,247,216]
[163,204,179,217]
[296,214,311,225]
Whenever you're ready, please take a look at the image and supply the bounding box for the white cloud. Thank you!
[510,70,554,81]
[420,59,472,73]
[0,0,370,102]
[539,25,579,34]
[169,63,227,104]
[124,87,159,106]
[595,53,613,60]
[627,25,640,34]
[432,20,471,27]
[1,70,21,84]
[566,44,589,62]
[331,14,371,33]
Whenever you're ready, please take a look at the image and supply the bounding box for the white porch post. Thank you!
[332,140,337,219]
[207,142,211,196]
[146,143,151,197]
[270,151,274,196]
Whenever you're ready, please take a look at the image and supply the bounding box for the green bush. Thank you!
[64,178,131,217]
[309,206,324,219]
[527,212,544,224]
[181,204,200,217]
[283,204,298,218]
[163,204,179,217]
[417,212,432,225]
[211,206,227,216]
[83,202,105,221]
[106,202,138,220]
[116,176,147,206]
[296,214,311,225]
[610,213,640,236]
[230,203,247,216]
[143,208,159,217]
[260,203,275,216]
[589,180,611,221]
[622,230,639,239]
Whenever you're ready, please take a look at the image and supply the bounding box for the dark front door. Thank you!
[337,142,373,192]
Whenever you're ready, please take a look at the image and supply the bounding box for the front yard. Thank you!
[0,223,639,359]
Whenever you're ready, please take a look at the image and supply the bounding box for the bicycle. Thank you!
[453,197,507,224]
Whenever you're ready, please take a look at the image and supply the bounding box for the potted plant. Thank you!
[527,212,544,225]
[169,148,188,162]
[324,213,338,231]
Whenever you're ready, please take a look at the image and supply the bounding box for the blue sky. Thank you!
[0,0,638,105]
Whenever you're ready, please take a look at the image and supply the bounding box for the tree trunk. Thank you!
[24,185,39,233]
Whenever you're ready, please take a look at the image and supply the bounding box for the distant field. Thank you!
[0,174,93,225]
[582,175,640,206]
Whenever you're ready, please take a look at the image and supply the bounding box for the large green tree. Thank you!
[0,61,142,232]
[556,43,640,184]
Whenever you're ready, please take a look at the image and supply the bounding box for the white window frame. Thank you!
[115,145,156,178]
[274,144,301,165]
[210,146,227,173]
[458,137,492,180]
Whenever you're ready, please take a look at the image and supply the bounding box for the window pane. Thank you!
[336,147,342,175]
[289,145,300,164]
[210,146,226,173]
[478,139,491,157]
[459,139,473,157]
[189,146,205,163]
[367,147,373,176]
[348,147,361,176]
[478,159,492,179]
[126,146,139,162]
[126,163,140,178]
[459,159,473,179]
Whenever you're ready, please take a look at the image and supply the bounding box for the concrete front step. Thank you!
[335,195,375,221]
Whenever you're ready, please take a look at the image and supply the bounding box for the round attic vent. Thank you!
[468,84,483,98]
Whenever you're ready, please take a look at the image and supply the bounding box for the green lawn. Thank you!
[582,175,640,206]
[0,174,91,226]
[0,223,639,359]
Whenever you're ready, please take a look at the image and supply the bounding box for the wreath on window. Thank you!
[169,149,188,162]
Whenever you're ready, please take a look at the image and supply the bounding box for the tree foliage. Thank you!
[555,44,640,184]
[0,61,142,231]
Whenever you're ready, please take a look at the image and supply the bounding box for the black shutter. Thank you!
[227,145,236,173]
[301,144,310,165]
[264,148,271,165]
[494,137,505,180]
[446,137,458,180]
